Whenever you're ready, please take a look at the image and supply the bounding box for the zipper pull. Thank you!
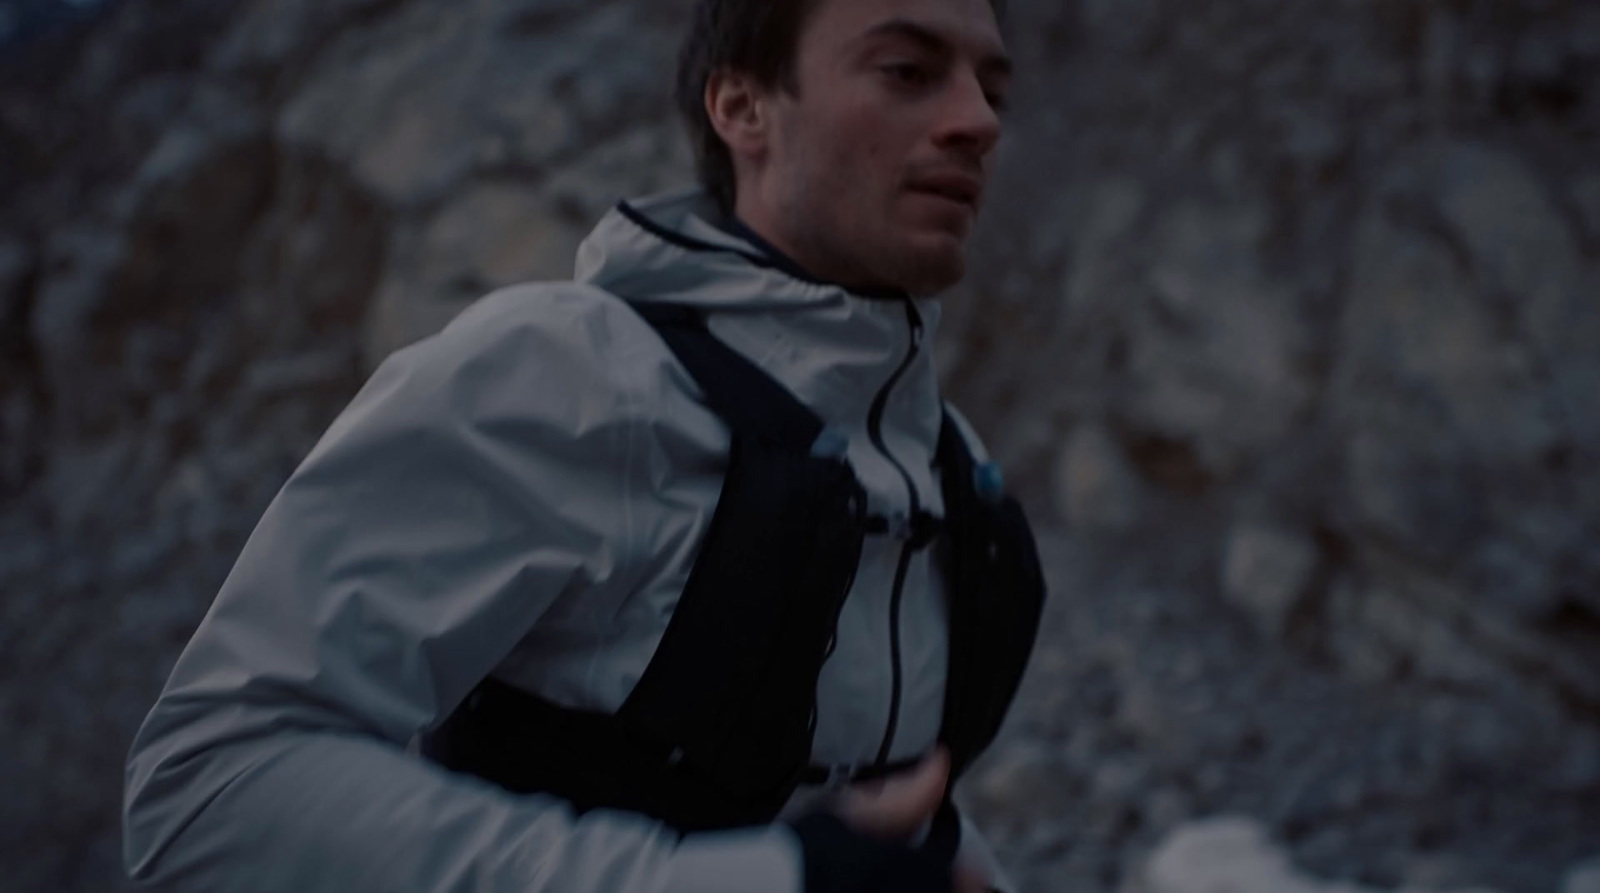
[903,295,924,349]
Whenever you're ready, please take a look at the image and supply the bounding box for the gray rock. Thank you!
[0,529,47,586]
[1137,816,1345,893]
[275,2,678,206]
[1563,859,1600,893]
[117,87,264,219]
[1574,173,1600,246]
[1145,786,1193,834]
[108,514,184,582]
[29,227,125,368]
[1336,208,1558,468]
[1127,202,1314,478]
[418,183,581,288]
[41,439,134,534]
[1551,724,1600,793]
[209,0,402,74]
[1059,178,1146,313]
[0,388,35,490]
[545,125,695,225]
[1430,144,1592,366]
[969,740,1049,804]
[1053,422,1145,532]
[1137,817,1508,893]
[1078,0,1161,50]
[1385,580,1521,690]
[245,348,355,397]
[1341,434,1479,565]
[1090,757,1149,806]
[0,239,28,325]
[1468,537,1561,622]
[1222,522,1320,638]
[360,179,589,364]
[273,4,487,205]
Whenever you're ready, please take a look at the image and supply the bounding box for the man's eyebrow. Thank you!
[854,18,1014,78]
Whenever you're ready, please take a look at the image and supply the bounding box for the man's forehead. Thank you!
[854,17,1011,76]
[812,0,1010,72]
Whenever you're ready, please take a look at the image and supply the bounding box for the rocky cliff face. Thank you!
[943,0,1600,710]
[1,1,1596,892]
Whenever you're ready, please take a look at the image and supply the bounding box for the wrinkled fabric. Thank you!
[124,186,1018,893]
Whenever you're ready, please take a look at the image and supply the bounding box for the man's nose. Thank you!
[934,70,1003,160]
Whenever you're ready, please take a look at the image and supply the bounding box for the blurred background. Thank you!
[1,0,1598,891]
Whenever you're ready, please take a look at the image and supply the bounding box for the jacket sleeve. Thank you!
[123,285,803,893]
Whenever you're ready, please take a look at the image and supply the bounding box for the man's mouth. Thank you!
[906,174,983,210]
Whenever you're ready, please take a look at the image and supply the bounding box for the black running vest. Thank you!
[422,300,1046,853]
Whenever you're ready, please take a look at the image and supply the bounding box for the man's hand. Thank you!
[832,746,989,893]
[835,746,950,842]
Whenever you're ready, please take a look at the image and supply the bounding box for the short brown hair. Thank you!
[674,0,1008,216]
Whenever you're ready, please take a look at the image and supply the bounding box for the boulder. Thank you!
[1136,817,1506,893]
[1124,202,1314,480]
[1138,816,1359,893]
[274,1,682,207]
[362,182,585,364]
[1563,859,1600,893]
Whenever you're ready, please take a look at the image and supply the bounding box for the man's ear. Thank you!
[705,68,770,164]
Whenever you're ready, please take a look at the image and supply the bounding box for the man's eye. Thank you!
[883,63,930,85]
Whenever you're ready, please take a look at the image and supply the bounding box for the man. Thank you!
[123,0,1041,891]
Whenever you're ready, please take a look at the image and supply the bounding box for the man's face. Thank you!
[733,0,1010,297]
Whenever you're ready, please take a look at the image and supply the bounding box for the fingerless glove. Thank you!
[788,811,955,893]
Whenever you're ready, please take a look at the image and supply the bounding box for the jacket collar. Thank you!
[714,215,910,303]
[714,214,817,287]
[575,185,949,524]
[574,185,917,308]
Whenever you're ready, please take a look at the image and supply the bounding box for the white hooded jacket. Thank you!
[123,186,1018,893]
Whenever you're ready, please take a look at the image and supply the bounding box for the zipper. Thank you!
[867,298,926,521]
[868,296,925,766]
[875,538,917,764]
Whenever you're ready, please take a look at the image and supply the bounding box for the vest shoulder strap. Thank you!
[629,301,823,450]
[934,401,1047,784]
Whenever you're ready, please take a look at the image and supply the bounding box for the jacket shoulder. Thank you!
[301,281,689,489]
[429,281,659,369]
[370,282,672,421]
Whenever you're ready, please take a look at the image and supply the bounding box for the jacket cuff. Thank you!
[662,823,806,893]
[954,807,1019,893]
[787,811,953,893]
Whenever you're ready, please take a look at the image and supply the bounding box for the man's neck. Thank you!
[716,211,908,302]
[718,214,819,285]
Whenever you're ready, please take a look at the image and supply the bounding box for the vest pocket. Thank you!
[605,443,867,827]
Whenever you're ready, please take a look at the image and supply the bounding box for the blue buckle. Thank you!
[974,462,1005,503]
[809,426,850,459]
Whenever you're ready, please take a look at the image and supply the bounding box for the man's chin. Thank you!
[892,238,967,297]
